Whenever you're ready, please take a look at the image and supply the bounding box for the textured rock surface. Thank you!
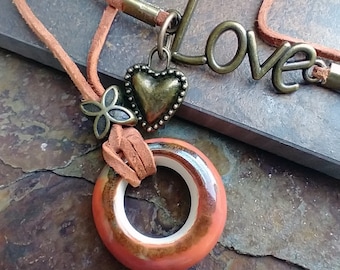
[0,53,98,173]
[0,49,339,270]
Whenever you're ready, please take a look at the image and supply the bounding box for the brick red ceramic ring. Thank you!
[92,138,227,270]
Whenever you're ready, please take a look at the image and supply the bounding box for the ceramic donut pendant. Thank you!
[92,138,227,270]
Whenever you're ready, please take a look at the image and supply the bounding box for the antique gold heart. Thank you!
[124,64,188,132]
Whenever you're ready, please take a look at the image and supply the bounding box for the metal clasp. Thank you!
[108,0,168,26]
[323,63,340,91]
[304,60,340,91]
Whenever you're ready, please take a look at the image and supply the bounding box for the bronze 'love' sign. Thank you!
[170,0,316,93]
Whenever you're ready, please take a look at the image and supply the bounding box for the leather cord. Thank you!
[87,6,118,97]
[257,0,340,62]
[102,125,156,187]
[13,0,100,102]
[12,0,157,186]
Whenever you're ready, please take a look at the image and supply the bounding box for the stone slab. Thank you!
[1,0,340,179]
[1,48,339,269]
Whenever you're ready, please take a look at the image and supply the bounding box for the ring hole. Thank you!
[124,166,191,238]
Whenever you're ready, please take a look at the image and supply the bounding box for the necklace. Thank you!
[13,1,227,269]
[11,0,339,269]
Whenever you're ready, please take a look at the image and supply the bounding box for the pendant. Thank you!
[92,138,227,270]
[124,47,188,132]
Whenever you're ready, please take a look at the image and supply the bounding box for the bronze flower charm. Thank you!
[81,85,137,139]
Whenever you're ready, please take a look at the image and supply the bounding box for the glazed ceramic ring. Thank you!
[92,138,227,270]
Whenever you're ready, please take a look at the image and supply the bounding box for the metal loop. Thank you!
[157,11,179,59]
[148,46,172,71]
[165,9,182,34]
[303,59,327,84]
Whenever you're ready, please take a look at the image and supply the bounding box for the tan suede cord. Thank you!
[13,0,100,102]
[313,66,330,83]
[257,0,340,62]
[102,125,156,187]
[13,0,157,186]
[87,6,118,97]
[257,0,339,83]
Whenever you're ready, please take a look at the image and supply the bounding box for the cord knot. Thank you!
[102,125,156,187]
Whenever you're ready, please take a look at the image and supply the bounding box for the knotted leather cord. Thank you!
[102,125,156,187]
[13,0,157,187]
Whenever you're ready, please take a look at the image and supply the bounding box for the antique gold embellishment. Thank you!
[124,48,188,132]
[81,85,137,139]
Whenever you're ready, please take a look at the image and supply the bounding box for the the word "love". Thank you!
[171,0,317,93]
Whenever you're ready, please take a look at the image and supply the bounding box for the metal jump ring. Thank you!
[157,11,179,60]
[148,46,172,71]
[303,59,327,84]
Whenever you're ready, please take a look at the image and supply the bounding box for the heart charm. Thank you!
[124,64,188,132]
